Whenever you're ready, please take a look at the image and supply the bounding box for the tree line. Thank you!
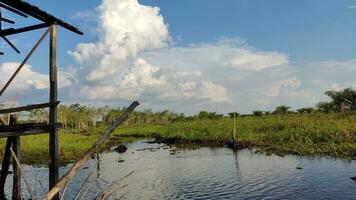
[249,87,355,116]
[0,88,354,131]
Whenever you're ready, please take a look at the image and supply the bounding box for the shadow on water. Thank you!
[2,140,356,199]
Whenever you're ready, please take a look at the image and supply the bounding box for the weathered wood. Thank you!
[0,2,28,17]
[0,123,60,138]
[11,127,21,200]
[0,22,49,36]
[43,101,139,200]
[0,117,5,125]
[0,139,12,191]
[0,115,15,197]
[0,17,15,24]
[233,112,237,143]
[0,122,59,131]
[0,26,50,97]
[49,24,59,200]
[0,0,83,35]
[0,128,50,138]
[2,36,20,54]
[0,101,60,114]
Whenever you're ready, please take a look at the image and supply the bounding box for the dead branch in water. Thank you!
[43,101,139,200]
[95,171,135,200]
[59,182,68,200]
[73,165,96,200]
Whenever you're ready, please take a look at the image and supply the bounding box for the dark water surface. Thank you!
[5,140,356,199]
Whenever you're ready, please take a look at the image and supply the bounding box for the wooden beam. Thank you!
[49,23,59,200]
[0,101,60,114]
[0,0,82,35]
[0,17,14,24]
[0,128,51,138]
[0,3,27,18]
[0,22,48,36]
[2,36,20,54]
[0,123,60,133]
[0,27,50,97]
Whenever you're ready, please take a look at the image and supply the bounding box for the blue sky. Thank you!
[1,0,356,114]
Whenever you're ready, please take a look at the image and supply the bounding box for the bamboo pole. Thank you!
[43,101,139,200]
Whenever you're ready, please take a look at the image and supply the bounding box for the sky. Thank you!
[0,0,356,114]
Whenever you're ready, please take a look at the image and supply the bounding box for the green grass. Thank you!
[0,113,355,164]
[114,113,356,159]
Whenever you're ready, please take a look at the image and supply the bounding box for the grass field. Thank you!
[114,113,356,159]
[0,113,355,164]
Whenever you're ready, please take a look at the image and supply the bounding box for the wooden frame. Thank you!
[0,1,82,199]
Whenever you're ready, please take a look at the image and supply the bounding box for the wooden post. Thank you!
[233,113,237,143]
[49,24,59,200]
[0,115,16,197]
[12,131,21,200]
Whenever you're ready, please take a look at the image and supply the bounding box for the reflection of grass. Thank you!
[115,113,356,159]
[0,113,355,164]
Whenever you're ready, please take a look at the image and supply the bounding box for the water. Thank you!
[4,140,356,199]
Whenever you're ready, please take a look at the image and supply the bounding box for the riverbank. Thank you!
[0,113,355,164]
[114,113,356,159]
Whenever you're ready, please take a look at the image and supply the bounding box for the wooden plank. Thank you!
[0,123,59,132]
[11,133,21,200]
[49,24,59,200]
[0,22,48,36]
[0,115,15,197]
[0,128,49,138]
[0,27,50,97]
[0,101,60,114]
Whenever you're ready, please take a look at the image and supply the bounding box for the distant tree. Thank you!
[323,88,356,112]
[316,102,335,113]
[296,107,315,114]
[28,108,48,123]
[252,110,263,116]
[273,105,290,114]
[228,112,239,119]
[264,111,271,115]
[197,111,209,119]
[196,111,223,119]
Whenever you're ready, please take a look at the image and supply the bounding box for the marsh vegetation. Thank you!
[0,88,355,164]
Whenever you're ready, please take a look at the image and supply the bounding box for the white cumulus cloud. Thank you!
[200,81,230,103]
[69,0,169,82]
[229,49,288,70]
[265,77,301,97]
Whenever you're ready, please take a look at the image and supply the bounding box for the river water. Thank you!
[4,140,356,199]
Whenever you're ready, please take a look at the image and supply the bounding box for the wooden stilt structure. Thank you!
[0,1,82,199]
